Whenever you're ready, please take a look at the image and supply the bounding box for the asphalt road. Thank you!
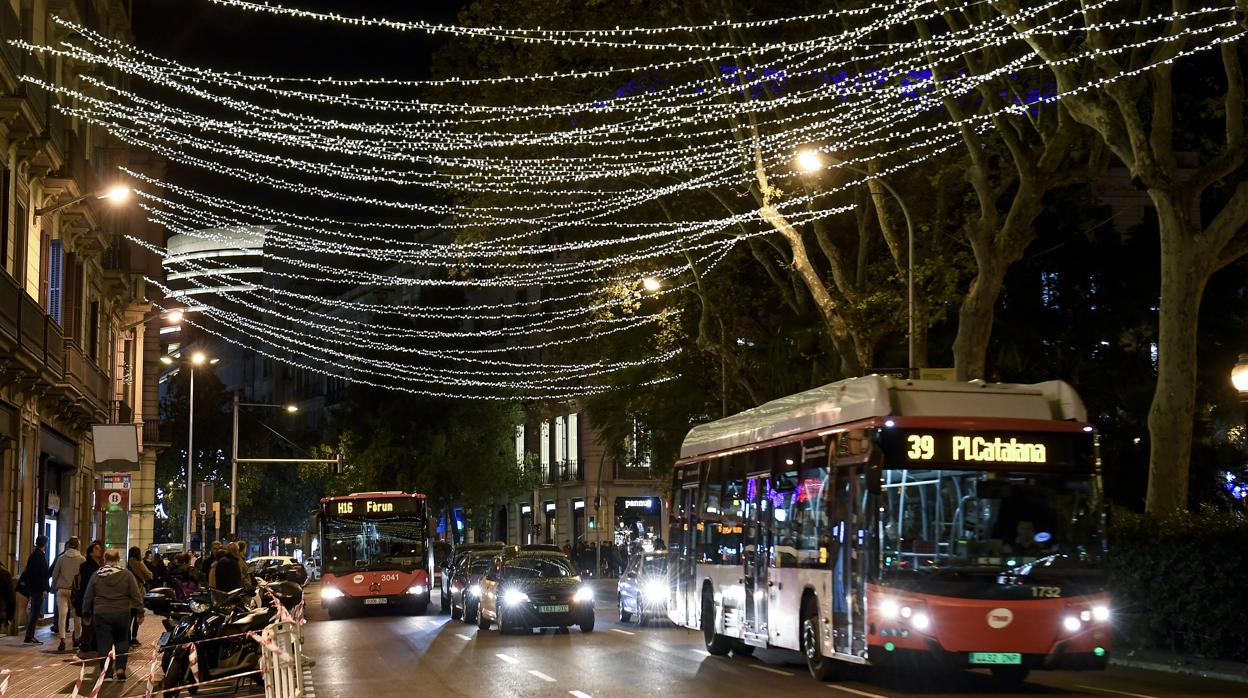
[299,582,1244,698]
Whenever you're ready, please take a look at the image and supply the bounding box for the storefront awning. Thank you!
[92,424,140,471]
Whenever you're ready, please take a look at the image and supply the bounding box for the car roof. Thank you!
[508,551,571,561]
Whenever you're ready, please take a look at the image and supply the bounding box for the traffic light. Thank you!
[588,515,596,530]
[333,454,344,475]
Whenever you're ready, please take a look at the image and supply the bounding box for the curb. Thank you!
[1111,657,1248,685]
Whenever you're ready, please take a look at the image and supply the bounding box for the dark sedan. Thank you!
[440,542,504,612]
[449,553,494,623]
[617,553,668,623]
[477,552,594,633]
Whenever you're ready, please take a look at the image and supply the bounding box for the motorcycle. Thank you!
[143,580,303,697]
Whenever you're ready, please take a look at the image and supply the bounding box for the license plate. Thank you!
[364,597,388,605]
[538,604,569,613]
[969,652,1022,665]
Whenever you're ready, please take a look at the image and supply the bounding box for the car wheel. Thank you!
[477,605,491,630]
[619,600,632,623]
[580,613,595,633]
[450,599,463,621]
[465,600,478,624]
[440,584,450,612]
[702,594,733,656]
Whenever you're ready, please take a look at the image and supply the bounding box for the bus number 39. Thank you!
[906,434,935,460]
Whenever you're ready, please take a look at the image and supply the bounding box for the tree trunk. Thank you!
[1145,193,1209,515]
[952,255,1005,381]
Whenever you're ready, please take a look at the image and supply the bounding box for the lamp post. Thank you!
[795,148,917,376]
[230,391,299,538]
[163,351,216,549]
[34,184,130,217]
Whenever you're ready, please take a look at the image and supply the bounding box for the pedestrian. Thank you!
[234,539,253,589]
[199,541,222,579]
[17,534,50,644]
[0,559,16,635]
[211,543,244,592]
[74,541,103,656]
[151,552,169,588]
[49,537,85,652]
[126,546,151,644]
[82,549,143,681]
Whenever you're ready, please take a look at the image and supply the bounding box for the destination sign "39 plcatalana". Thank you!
[877,428,1092,469]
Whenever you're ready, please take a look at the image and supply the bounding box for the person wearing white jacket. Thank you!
[49,537,85,652]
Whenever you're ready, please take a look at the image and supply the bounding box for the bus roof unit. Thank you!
[679,376,1087,459]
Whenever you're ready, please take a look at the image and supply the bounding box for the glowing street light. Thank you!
[35,184,133,216]
[1232,354,1248,393]
[191,352,207,366]
[642,277,662,293]
[794,148,825,173]
[102,185,130,202]
[165,309,184,324]
[285,405,300,413]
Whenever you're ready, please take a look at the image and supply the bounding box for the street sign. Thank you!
[199,501,207,516]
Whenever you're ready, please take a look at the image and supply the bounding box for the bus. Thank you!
[667,376,1109,686]
[316,491,434,618]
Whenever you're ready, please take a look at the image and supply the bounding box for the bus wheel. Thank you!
[990,667,1030,688]
[731,642,755,657]
[701,596,733,656]
[802,601,838,681]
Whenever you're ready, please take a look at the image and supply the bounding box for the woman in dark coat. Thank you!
[74,541,103,655]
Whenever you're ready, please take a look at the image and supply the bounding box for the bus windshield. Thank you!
[322,514,426,575]
[879,469,1103,574]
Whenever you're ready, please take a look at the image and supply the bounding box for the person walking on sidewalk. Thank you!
[126,546,152,643]
[18,535,50,644]
[74,541,103,656]
[0,559,15,635]
[82,549,143,681]
[50,537,85,652]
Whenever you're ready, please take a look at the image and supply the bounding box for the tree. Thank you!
[994,0,1248,513]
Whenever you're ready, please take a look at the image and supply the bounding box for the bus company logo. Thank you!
[987,608,1014,629]
[353,574,365,584]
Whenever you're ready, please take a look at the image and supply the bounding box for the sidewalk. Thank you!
[0,616,164,697]
[1111,646,1248,685]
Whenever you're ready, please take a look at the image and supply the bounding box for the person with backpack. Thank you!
[17,535,50,644]
[49,537,85,652]
[82,549,143,682]
[74,541,103,656]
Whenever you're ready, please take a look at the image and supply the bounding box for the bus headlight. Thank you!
[406,584,425,596]
[468,584,481,597]
[880,599,900,619]
[503,589,530,607]
[642,581,666,602]
[910,612,931,631]
[574,587,594,603]
[1063,616,1082,632]
[1092,605,1110,622]
[321,586,344,600]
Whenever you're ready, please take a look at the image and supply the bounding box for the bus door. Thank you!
[671,464,701,628]
[831,464,867,656]
[743,472,770,644]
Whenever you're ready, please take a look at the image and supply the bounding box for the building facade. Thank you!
[0,0,165,628]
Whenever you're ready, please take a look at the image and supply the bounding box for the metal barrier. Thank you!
[259,620,304,698]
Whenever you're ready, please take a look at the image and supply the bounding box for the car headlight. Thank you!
[574,587,594,603]
[321,586,345,600]
[468,584,481,597]
[503,589,530,607]
[642,581,665,602]
[189,600,210,614]
[406,584,425,596]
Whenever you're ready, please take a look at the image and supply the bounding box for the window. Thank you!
[566,412,578,464]
[514,424,525,467]
[540,420,551,473]
[554,416,565,463]
[1,169,10,276]
[625,416,651,468]
[88,300,100,362]
[47,239,62,324]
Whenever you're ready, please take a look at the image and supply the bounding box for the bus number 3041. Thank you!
[380,573,400,583]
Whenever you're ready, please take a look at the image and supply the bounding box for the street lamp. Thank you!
[164,350,215,549]
[1232,354,1248,394]
[230,392,302,537]
[641,277,662,293]
[35,184,131,217]
[796,148,917,377]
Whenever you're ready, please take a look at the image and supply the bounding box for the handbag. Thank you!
[15,570,28,597]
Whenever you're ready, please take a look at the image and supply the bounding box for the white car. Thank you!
[248,556,309,585]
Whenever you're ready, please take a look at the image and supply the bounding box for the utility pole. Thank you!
[184,365,195,548]
[231,390,239,537]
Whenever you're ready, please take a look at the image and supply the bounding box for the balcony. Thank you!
[615,462,656,481]
[557,460,584,482]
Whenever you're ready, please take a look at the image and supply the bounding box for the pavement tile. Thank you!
[0,618,164,697]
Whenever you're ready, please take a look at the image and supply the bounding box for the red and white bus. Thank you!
[667,376,1109,686]
[316,491,434,618]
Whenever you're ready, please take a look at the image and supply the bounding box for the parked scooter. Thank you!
[143,581,303,697]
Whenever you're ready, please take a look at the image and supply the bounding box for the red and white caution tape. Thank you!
[0,668,11,698]
[186,642,201,684]
[87,649,113,698]
[70,661,86,698]
[144,659,158,698]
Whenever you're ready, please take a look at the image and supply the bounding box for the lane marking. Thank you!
[569,692,594,698]
[529,670,557,683]
[690,648,712,657]
[496,653,519,665]
[455,633,472,641]
[829,686,890,698]
[749,664,795,677]
[1076,685,1161,698]
[610,628,636,636]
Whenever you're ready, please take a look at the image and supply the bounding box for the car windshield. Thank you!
[468,559,493,574]
[638,557,666,576]
[323,514,426,574]
[505,556,576,579]
[879,469,1104,574]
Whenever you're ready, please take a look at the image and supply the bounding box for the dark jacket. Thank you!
[0,562,15,622]
[19,548,49,596]
[74,558,101,615]
[128,558,153,589]
[212,554,244,592]
[82,563,143,618]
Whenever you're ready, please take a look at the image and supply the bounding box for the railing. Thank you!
[558,460,584,482]
[259,620,304,698]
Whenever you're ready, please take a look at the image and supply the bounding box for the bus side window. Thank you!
[795,460,831,569]
[699,459,724,563]
[771,445,801,568]
[720,455,749,566]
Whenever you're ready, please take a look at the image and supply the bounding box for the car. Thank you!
[448,552,495,623]
[477,551,594,634]
[248,556,309,585]
[617,553,668,624]
[440,542,505,612]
